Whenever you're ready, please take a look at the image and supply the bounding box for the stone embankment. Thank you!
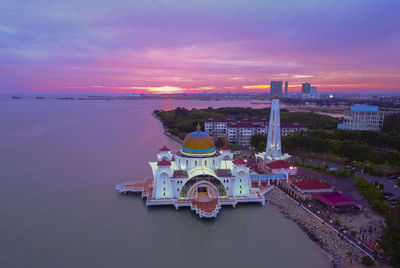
[266,187,362,267]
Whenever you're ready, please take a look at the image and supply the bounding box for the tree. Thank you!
[326,139,342,155]
[250,133,267,148]
[215,137,226,149]
[257,142,266,152]
[382,113,400,132]
[361,256,374,266]
[381,207,400,267]
[347,251,353,263]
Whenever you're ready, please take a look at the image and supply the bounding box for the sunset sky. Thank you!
[1,0,399,94]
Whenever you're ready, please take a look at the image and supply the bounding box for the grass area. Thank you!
[294,160,354,177]
[290,151,400,178]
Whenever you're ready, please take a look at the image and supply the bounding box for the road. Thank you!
[292,156,400,199]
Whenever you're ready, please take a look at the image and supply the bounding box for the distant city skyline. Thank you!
[0,0,399,94]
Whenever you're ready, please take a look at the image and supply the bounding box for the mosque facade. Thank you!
[116,96,294,218]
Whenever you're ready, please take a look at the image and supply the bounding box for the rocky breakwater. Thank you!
[266,187,363,267]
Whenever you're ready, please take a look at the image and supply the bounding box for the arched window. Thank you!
[195,160,197,166]
[204,160,207,166]
[186,160,188,166]
[213,160,215,165]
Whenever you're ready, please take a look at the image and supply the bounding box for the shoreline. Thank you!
[266,187,364,268]
[153,111,370,267]
[152,112,183,143]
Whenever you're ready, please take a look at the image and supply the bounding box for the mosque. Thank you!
[116,95,294,218]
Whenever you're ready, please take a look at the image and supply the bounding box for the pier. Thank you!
[116,178,273,218]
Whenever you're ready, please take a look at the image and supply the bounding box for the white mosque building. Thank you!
[116,95,294,218]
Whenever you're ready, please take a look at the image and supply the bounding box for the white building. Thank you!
[337,105,385,131]
[226,122,267,146]
[281,122,308,135]
[116,124,277,218]
[206,118,307,147]
[204,118,235,138]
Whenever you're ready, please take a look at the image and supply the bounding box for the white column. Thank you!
[266,95,282,160]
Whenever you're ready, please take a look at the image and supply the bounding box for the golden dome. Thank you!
[181,124,215,155]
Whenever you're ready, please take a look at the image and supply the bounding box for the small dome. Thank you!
[181,124,215,156]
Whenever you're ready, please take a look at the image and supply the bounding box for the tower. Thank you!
[266,94,282,159]
[270,81,283,97]
[302,82,311,94]
[284,81,288,95]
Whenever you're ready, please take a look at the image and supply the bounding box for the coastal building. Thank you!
[270,81,283,97]
[285,178,334,201]
[205,118,308,147]
[337,105,385,131]
[313,192,359,212]
[265,160,297,176]
[116,124,281,218]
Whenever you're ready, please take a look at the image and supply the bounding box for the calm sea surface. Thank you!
[0,98,330,268]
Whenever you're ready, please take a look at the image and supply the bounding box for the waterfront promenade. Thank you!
[266,186,378,266]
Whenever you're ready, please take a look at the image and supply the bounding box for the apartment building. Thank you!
[206,118,308,147]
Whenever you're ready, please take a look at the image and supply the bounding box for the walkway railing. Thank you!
[274,186,375,260]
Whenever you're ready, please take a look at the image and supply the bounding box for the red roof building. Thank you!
[313,192,357,207]
[232,158,246,165]
[159,146,170,152]
[221,146,230,151]
[157,159,171,166]
[287,178,334,201]
[266,160,291,169]
[293,178,332,191]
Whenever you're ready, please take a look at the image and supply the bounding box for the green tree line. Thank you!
[281,130,400,168]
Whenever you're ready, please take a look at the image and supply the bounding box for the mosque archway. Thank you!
[180,175,226,199]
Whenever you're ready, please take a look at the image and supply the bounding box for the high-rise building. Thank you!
[284,81,288,95]
[270,81,283,97]
[302,82,311,94]
[310,86,317,95]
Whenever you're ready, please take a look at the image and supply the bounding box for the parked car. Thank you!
[388,175,400,180]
